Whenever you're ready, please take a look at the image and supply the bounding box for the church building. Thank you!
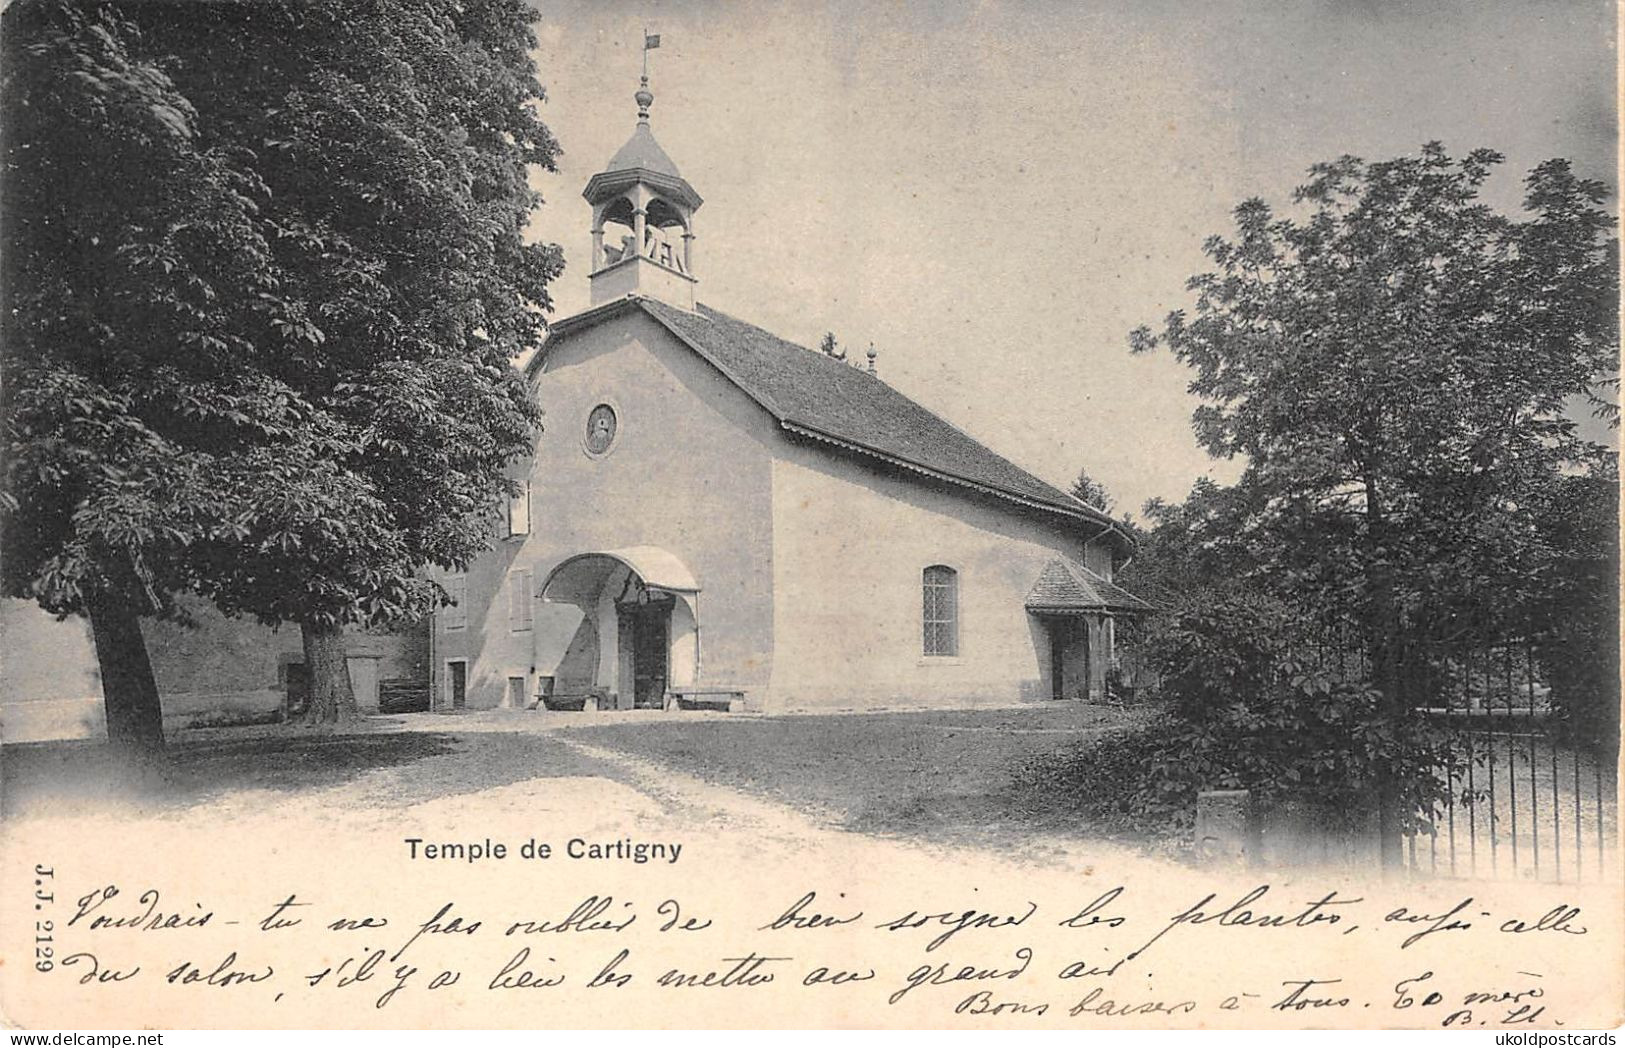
[430,75,1151,714]
[0,69,1151,742]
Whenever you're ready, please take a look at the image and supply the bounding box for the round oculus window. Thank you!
[585,403,618,454]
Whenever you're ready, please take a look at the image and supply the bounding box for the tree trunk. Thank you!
[300,620,358,726]
[85,593,166,754]
[1363,472,1406,871]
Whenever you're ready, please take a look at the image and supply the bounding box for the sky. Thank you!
[523,0,1618,515]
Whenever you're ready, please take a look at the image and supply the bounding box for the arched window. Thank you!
[922,565,959,657]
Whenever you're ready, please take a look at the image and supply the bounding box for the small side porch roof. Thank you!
[1026,557,1155,616]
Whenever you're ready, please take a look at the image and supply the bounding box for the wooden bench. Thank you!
[537,681,608,712]
[667,687,746,712]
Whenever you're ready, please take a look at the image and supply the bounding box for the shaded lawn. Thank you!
[1,728,616,821]
[562,704,1151,849]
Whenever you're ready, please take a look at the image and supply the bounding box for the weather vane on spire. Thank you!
[636,29,661,123]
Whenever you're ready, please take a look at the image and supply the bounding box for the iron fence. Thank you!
[1401,639,1617,883]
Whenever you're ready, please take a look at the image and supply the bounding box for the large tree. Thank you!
[140,0,561,722]
[1130,144,1618,862]
[2,0,562,742]
[1117,477,1259,605]
[1,1,304,750]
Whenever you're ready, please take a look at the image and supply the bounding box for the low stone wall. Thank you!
[1,688,286,744]
[163,688,286,730]
[0,697,107,744]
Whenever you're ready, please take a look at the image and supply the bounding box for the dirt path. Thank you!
[3,709,1172,887]
[175,711,1159,879]
[553,735,845,843]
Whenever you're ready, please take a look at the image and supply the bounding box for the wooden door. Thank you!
[346,656,380,712]
[630,603,670,709]
[1050,620,1066,700]
[1049,618,1090,701]
[448,661,467,709]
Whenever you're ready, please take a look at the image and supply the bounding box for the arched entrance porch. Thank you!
[537,547,700,710]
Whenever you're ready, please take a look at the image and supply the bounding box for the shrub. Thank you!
[1065,596,1457,841]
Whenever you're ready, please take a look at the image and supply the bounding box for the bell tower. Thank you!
[584,69,702,311]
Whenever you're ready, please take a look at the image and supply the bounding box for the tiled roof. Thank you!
[646,300,1126,533]
[1026,557,1155,614]
[538,296,1126,537]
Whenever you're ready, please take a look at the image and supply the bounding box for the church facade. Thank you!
[429,80,1150,715]
[0,74,1151,742]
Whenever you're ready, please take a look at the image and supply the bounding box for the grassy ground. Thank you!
[1,704,1151,859]
[560,703,1150,849]
[13,704,1607,879]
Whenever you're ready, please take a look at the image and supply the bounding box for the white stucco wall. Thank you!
[1,597,425,740]
[0,600,107,742]
[765,442,1118,711]
[435,310,778,710]
[438,306,1125,714]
